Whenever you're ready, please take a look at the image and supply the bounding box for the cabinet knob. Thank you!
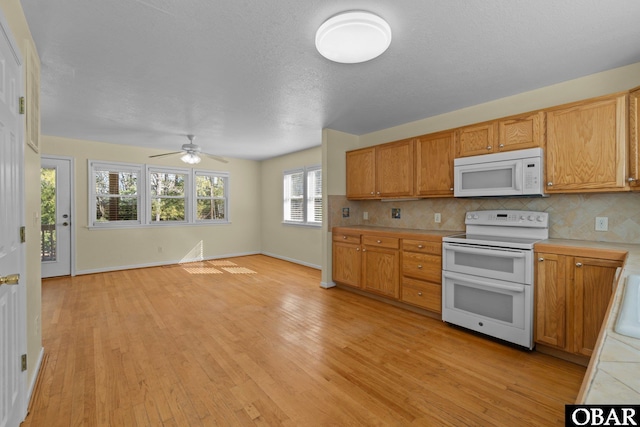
[362,248,366,252]
[450,187,454,191]
[487,146,492,150]
[538,257,544,262]
[499,144,504,148]
[417,265,423,269]
[417,245,424,249]
[628,177,637,183]
[343,235,347,239]
[356,247,360,251]
[547,182,553,186]
[376,191,380,195]
[576,262,583,267]
[377,240,382,244]
[417,292,423,296]
[370,191,374,195]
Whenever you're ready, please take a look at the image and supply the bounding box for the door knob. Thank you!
[63,214,69,218]
[0,273,19,285]
[62,222,69,226]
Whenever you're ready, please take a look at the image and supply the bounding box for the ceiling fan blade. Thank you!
[149,151,184,158]
[202,153,229,163]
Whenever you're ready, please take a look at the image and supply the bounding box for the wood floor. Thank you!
[22,255,585,426]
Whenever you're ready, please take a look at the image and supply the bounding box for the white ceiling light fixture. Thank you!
[315,11,392,64]
[180,151,201,164]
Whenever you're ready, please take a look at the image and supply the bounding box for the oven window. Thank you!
[454,252,514,273]
[461,168,513,190]
[454,284,513,323]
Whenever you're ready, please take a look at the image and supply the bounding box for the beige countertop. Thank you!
[536,239,640,404]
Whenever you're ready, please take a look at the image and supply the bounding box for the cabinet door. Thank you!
[535,253,566,349]
[376,139,414,197]
[572,257,621,357]
[415,131,455,197]
[456,122,498,157]
[498,112,545,152]
[362,246,399,298]
[346,147,376,199]
[630,89,640,189]
[332,242,361,288]
[546,94,627,192]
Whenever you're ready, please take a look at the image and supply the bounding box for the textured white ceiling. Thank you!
[19,0,640,160]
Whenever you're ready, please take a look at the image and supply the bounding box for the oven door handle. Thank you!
[514,162,522,191]
[444,244,526,258]
[443,271,526,293]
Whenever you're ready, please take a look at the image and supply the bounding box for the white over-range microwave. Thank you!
[454,147,546,197]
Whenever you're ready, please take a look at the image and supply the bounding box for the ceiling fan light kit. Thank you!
[315,11,392,64]
[180,152,201,164]
[148,135,229,164]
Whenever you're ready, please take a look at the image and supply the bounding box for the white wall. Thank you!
[42,135,262,273]
[260,146,323,269]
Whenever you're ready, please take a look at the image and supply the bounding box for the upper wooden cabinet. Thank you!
[346,139,414,199]
[415,131,455,197]
[456,112,544,158]
[346,147,376,199]
[629,88,640,189]
[456,122,498,157]
[545,94,628,193]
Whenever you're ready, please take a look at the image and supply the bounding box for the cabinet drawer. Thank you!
[402,278,441,313]
[402,252,441,282]
[362,235,399,249]
[333,233,361,244]
[403,239,441,255]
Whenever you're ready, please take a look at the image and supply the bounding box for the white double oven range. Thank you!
[442,210,549,349]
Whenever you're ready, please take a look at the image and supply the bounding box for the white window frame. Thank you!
[283,165,322,227]
[194,170,230,223]
[89,160,144,227]
[146,165,191,225]
[88,160,231,229]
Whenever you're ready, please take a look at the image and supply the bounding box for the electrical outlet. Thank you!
[595,217,609,231]
[363,211,368,220]
[434,213,441,223]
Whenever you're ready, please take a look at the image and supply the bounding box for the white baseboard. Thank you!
[260,252,321,270]
[75,251,261,275]
[25,346,45,416]
[320,281,336,289]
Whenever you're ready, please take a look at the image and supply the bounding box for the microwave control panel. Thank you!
[522,157,542,193]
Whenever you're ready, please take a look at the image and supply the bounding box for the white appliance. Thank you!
[454,148,545,197]
[442,210,549,349]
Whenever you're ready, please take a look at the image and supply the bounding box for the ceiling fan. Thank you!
[148,135,228,164]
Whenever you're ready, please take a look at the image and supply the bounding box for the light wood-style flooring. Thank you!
[23,255,585,426]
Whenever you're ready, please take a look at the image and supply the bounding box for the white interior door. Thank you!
[0,11,27,427]
[41,157,72,278]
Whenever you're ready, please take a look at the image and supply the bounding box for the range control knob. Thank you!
[473,214,479,220]
[519,215,526,221]
[467,214,473,220]
[528,215,534,221]
[536,216,544,222]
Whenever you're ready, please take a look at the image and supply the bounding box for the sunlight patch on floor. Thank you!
[222,267,257,274]
[182,267,224,275]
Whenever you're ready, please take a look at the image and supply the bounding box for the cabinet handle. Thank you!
[538,257,544,262]
[547,182,553,186]
[487,146,492,150]
[417,265,423,269]
[417,244,424,249]
[576,262,583,267]
[417,292,423,296]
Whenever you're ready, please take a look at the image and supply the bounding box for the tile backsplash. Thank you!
[329,193,640,244]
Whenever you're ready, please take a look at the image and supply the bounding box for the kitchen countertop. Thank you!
[536,239,640,404]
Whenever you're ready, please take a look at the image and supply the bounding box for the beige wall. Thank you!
[42,135,262,273]
[260,146,323,269]
[1,0,42,389]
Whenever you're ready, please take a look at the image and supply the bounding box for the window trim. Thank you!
[194,170,230,223]
[88,160,231,229]
[283,164,322,227]
[88,160,144,227]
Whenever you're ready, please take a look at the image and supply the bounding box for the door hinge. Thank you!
[20,226,26,243]
[19,97,25,114]
[21,354,27,372]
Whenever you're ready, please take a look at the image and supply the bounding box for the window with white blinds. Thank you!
[283,166,322,226]
[90,161,143,226]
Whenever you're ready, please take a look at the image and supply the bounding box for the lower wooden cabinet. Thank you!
[400,238,442,313]
[535,250,623,357]
[332,229,442,314]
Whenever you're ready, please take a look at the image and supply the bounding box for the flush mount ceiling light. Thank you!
[315,11,392,64]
